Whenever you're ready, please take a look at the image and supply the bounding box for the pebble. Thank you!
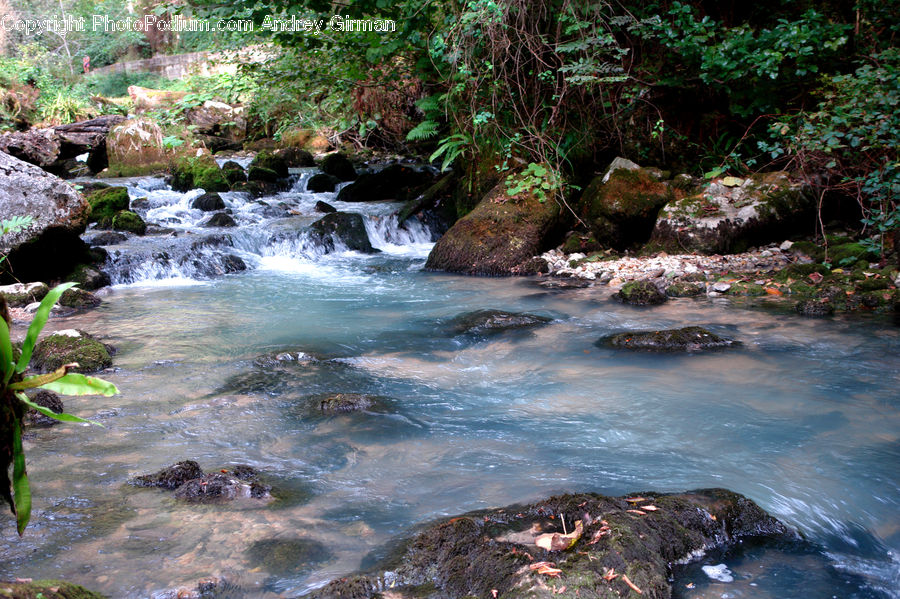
[712,282,732,292]
[780,240,794,250]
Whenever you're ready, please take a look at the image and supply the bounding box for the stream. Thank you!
[1,167,898,598]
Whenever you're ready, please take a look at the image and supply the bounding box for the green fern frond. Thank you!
[406,120,440,141]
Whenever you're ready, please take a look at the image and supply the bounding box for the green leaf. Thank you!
[0,316,13,385]
[12,419,31,535]
[16,282,76,374]
[16,392,103,426]
[37,372,119,397]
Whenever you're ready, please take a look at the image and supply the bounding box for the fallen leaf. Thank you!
[765,287,783,296]
[686,582,695,589]
[722,176,744,187]
[622,574,642,594]
[625,497,647,503]
[530,561,557,570]
[557,586,567,594]
[808,272,824,284]
[640,505,659,511]
[492,589,498,598]
[626,509,646,515]
[602,568,618,581]
[535,520,583,551]
[535,565,562,577]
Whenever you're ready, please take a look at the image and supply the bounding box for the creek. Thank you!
[1,168,898,598]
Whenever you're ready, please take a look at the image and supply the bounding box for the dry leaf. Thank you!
[625,497,647,503]
[765,287,783,296]
[492,590,498,598]
[622,574,642,594]
[535,520,583,551]
[626,509,646,515]
[602,568,618,581]
[557,586,567,594]
[641,505,659,511]
[530,561,556,570]
[808,272,824,284]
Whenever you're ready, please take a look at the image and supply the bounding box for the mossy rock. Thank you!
[111,210,146,235]
[86,186,129,226]
[0,282,49,307]
[773,263,832,283]
[319,152,357,181]
[59,287,101,309]
[245,538,331,576]
[449,309,552,335]
[0,580,106,598]
[221,160,246,185]
[562,233,603,254]
[309,489,792,599]
[829,242,877,267]
[612,280,667,305]
[856,277,890,292]
[66,264,111,291]
[600,326,738,351]
[24,389,64,428]
[31,330,112,373]
[131,460,204,489]
[579,167,674,250]
[171,155,229,192]
[729,281,767,296]
[248,151,289,179]
[247,165,280,183]
[319,393,376,414]
[665,281,705,297]
[795,299,835,317]
[425,181,561,276]
[791,240,824,261]
[191,192,226,212]
[204,212,237,227]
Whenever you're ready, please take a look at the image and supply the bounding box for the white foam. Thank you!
[702,564,734,582]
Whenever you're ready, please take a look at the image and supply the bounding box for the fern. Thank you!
[430,133,471,172]
[1,216,33,236]
[415,95,442,114]
[406,119,440,141]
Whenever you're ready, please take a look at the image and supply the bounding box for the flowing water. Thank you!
[1,169,898,598]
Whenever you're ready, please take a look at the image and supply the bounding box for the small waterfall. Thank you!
[96,174,438,285]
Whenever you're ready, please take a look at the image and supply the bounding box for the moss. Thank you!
[86,186,129,226]
[600,326,738,351]
[0,580,106,598]
[830,242,877,267]
[58,288,100,309]
[31,332,112,373]
[729,282,766,296]
[562,233,603,254]
[613,280,667,306]
[665,281,706,297]
[247,165,280,183]
[102,162,168,177]
[248,151,289,178]
[790,240,824,261]
[856,277,890,292]
[319,393,376,413]
[221,160,246,185]
[773,263,832,282]
[131,460,204,489]
[111,210,146,235]
[171,155,229,192]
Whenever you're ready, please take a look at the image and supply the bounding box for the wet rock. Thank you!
[795,299,835,317]
[315,200,338,213]
[246,538,331,576]
[578,161,675,250]
[191,192,226,212]
[86,231,128,246]
[538,278,593,289]
[309,212,377,254]
[204,212,237,227]
[171,154,229,192]
[512,256,550,275]
[86,186,130,226]
[665,281,706,297]
[650,172,813,254]
[450,309,552,335]
[221,160,246,185]
[247,165,280,183]
[319,152,357,181]
[248,151,289,179]
[59,287,101,309]
[111,209,146,235]
[319,393,376,414]
[600,326,739,351]
[66,263,111,290]
[310,489,792,599]
[31,329,113,373]
[336,164,434,202]
[24,389,64,428]
[174,472,272,503]
[132,460,204,489]
[308,173,341,193]
[0,580,105,599]
[426,182,561,276]
[612,280,667,305]
[275,146,315,167]
[0,281,49,307]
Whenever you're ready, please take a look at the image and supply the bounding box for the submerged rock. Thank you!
[315,200,337,213]
[24,389,64,428]
[31,329,112,372]
[600,326,738,351]
[319,393,376,414]
[246,538,331,576]
[795,299,835,317]
[450,309,552,335]
[310,489,792,599]
[0,580,105,599]
[131,460,204,489]
[191,192,226,212]
[174,472,272,503]
[612,280,667,305]
[204,212,237,227]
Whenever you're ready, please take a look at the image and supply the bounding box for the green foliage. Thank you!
[430,133,471,173]
[505,163,560,203]
[38,91,93,125]
[406,120,440,141]
[1,283,118,535]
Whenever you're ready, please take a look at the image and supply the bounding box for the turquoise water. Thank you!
[1,174,898,598]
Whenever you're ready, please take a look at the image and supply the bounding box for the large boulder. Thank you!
[171,154,229,192]
[0,151,92,283]
[336,164,435,202]
[248,151,289,179]
[579,162,676,250]
[85,186,130,226]
[275,146,315,167]
[649,172,813,254]
[600,326,739,351]
[425,182,561,276]
[309,489,793,599]
[308,212,377,254]
[319,152,357,181]
[31,329,112,373]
